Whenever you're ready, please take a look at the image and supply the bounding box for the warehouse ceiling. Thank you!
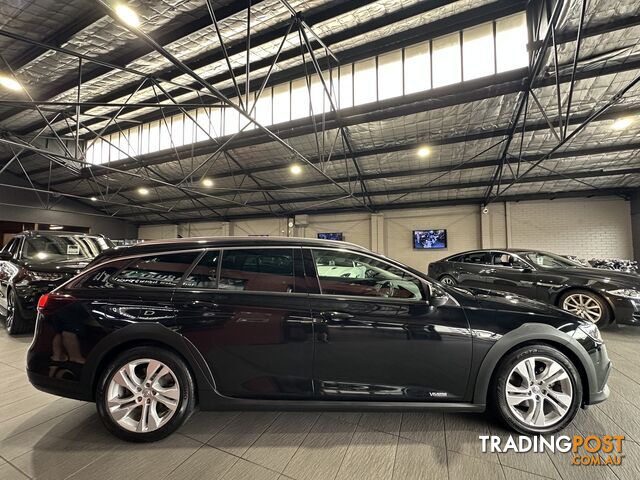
[0,0,639,224]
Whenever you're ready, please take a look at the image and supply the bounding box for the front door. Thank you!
[175,248,315,400]
[306,248,472,402]
[483,252,537,297]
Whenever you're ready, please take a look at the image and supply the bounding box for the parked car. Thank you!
[0,230,113,334]
[428,249,640,327]
[28,237,609,442]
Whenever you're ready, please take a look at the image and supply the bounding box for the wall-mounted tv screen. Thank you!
[413,229,447,249]
[317,232,344,241]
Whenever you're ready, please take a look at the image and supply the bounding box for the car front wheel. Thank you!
[559,290,611,326]
[96,346,195,442]
[493,345,582,434]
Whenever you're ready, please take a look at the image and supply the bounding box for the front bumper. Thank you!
[606,295,640,325]
[14,281,66,319]
[585,343,611,405]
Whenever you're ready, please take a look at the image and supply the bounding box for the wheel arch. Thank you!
[473,324,594,407]
[83,323,217,402]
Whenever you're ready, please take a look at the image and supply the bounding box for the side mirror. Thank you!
[429,286,450,307]
[514,266,532,273]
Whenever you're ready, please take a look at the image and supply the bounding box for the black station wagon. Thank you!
[27,237,610,441]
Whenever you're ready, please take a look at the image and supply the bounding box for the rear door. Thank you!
[175,247,315,400]
[306,248,472,402]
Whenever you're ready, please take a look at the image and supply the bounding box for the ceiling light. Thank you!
[290,164,302,175]
[115,3,141,28]
[49,225,63,230]
[138,187,149,195]
[90,196,97,202]
[0,75,22,91]
[417,146,431,158]
[611,117,632,130]
[201,178,214,187]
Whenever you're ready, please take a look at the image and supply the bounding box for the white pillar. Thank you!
[370,213,385,253]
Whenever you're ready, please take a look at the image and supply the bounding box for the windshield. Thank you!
[520,251,583,269]
[22,234,112,262]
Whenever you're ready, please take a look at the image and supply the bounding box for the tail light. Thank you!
[37,292,76,315]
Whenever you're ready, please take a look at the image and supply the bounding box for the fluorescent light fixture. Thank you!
[290,164,302,175]
[201,178,214,187]
[417,146,431,157]
[90,196,98,202]
[138,187,150,195]
[611,117,632,130]
[49,225,63,230]
[0,75,22,91]
[115,3,141,28]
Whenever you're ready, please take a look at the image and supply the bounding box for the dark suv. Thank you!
[0,230,113,334]
[27,237,610,442]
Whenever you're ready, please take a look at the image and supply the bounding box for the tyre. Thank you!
[493,344,582,435]
[559,289,611,327]
[96,346,195,442]
[439,275,458,286]
[5,288,31,335]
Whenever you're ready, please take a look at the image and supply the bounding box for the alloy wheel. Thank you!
[106,358,181,433]
[562,293,602,323]
[440,276,456,286]
[505,356,573,428]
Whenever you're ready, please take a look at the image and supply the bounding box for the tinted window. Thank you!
[219,249,295,293]
[447,254,464,262]
[112,252,200,288]
[182,251,220,289]
[312,249,424,300]
[491,252,527,268]
[462,252,491,264]
[78,259,132,289]
[3,238,19,256]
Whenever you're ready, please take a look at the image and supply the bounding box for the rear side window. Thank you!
[182,251,220,289]
[219,248,295,293]
[111,252,200,288]
[462,252,491,264]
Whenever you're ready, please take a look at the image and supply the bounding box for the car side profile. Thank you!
[27,237,610,442]
[428,248,640,327]
[0,231,113,334]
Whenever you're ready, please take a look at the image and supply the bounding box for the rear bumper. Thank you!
[27,370,93,402]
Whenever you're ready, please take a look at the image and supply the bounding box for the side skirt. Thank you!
[199,391,486,412]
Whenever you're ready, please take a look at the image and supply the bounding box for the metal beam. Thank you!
[132,187,637,224]
[116,166,640,217]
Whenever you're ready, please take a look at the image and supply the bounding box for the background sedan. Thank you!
[428,249,640,327]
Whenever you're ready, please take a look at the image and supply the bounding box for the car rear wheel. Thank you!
[5,289,30,335]
[493,345,582,435]
[96,346,195,442]
[439,275,457,286]
[559,290,611,326]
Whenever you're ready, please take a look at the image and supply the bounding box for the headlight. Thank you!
[607,288,640,299]
[578,323,603,343]
[25,271,65,282]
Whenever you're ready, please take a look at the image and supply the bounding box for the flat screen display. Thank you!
[317,232,344,241]
[413,229,447,249]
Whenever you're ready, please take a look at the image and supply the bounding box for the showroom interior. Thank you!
[0,0,640,478]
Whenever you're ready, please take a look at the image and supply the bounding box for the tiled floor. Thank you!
[0,326,639,480]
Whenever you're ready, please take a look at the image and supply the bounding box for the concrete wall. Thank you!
[136,196,635,270]
[0,172,137,239]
